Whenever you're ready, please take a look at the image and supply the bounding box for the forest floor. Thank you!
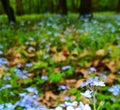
[0,12,120,110]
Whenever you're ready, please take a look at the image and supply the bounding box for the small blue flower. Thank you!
[0,50,3,55]
[41,75,48,81]
[61,65,71,71]
[17,63,22,68]
[26,63,33,67]
[29,37,34,41]
[28,46,35,51]
[64,96,72,101]
[3,76,11,81]
[89,67,97,72]
[58,85,70,90]
[16,94,40,109]
[14,68,28,79]
[78,102,91,110]
[22,70,28,74]
[117,71,120,75]
[0,58,8,66]
[43,54,49,59]
[0,104,4,109]
[81,90,93,98]
[0,103,15,110]
[81,77,105,87]
[0,84,12,91]
[108,85,120,96]
[19,92,27,97]
[25,87,38,94]
[0,45,3,49]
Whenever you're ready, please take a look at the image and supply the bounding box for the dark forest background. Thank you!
[0,0,120,15]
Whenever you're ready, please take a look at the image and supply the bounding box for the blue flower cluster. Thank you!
[0,58,8,66]
[81,77,105,88]
[0,87,48,110]
[108,85,120,96]
[0,84,12,91]
[14,68,28,79]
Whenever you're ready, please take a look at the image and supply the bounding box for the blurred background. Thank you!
[0,0,120,23]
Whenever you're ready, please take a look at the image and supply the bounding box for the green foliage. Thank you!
[49,73,63,82]
[69,88,77,95]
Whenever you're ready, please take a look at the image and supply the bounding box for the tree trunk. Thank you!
[1,0,16,22]
[28,0,33,13]
[48,0,54,13]
[58,0,67,15]
[71,0,76,12]
[117,0,120,12]
[36,0,40,13]
[79,0,93,19]
[16,0,23,15]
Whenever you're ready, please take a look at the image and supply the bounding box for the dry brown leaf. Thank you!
[71,95,76,101]
[42,68,47,74]
[79,50,90,58]
[27,53,35,58]
[71,56,77,61]
[58,94,66,102]
[30,41,36,46]
[71,50,78,56]
[66,79,76,85]
[106,74,117,84]
[45,91,57,101]
[96,49,105,56]
[106,61,116,73]
[62,47,70,56]
[54,67,61,73]
[37,50,45,56]
[75,79,84,89]
[53,52,66,62]
[80,96,91,104]
[28,73,35,78]
[79,69,87,74]
[92,60,100,67]
[50,46,57,52]
[0,65,6,78]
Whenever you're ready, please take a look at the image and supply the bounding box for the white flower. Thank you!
[75,108,81,110]
[89,67,96,72]
[79,102,91,110]
[64,101,78,107]
[55,106,63,110]
[71,101,78,106]
[81,90,93,98]
[66,106,75,110]
[92,81,105,87]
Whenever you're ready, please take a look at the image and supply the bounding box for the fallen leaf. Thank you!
[106,61,116,73]
[96,49,105,56]
[106,73,117,84]
[75,79,84,89]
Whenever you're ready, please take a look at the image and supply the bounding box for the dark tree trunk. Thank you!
[117,0,120,12]
[58,0,67,15]
[71,0,76,12]
[16,0,23,15]
[49,0,54,13]
[36,0,40,13]
[1,0,16,22]
[28,0,32,14]
[79,0,93,19]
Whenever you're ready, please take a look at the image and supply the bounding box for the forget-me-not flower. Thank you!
[81,90,93,98]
